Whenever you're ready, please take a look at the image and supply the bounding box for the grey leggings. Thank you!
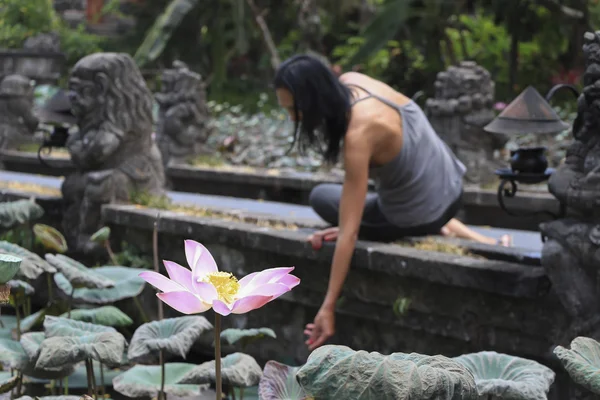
[309,183,462,242]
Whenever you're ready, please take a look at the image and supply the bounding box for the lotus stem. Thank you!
[215,313,222,400]
[15,372,22,397]
[14,299,21,340]
[25,297,31,316]
[159,349,165,400]
[132,296,149,323]
[89,359,97,400]
[59,376,63,393]
[99,363,105,396]
[85,359,94,396]
[231,386,236,400]
[153,214,163,320]
[239,387,244,400]
[46,273,54,303]
[64,376,69,395]
[104,240,118,265]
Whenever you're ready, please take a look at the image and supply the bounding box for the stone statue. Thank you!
[61,52,165,253]
[0,74,39,150]
[540,31,600,339]
[425,61,508,185]
[155,60,212,166]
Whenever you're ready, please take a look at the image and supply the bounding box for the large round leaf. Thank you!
[0,337,74,379]
[128,316,213,363]
[178,352,262,388]
[54,266,150,304]
[0,315,17,339]
[0,254,22,284]
[8,279,35,296]
[554,336,600,394]
[43,316,116,337]
[453,351,555,400]
[36,330,126,369]
[20,331,45,361]
[0,241,56,280]
[258,361,310,400]
[112,363,208,398]
[59,306,133,327]
[16,396,81,400]
[220,327,276,347]
[46,254,114,289]
[296,345,478,400]
[0,199,44,229]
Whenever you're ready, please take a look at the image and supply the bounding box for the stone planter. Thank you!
[0,50,66,85]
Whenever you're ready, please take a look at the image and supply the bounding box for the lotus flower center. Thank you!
[204,271,239,304]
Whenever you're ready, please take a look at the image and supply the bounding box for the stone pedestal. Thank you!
[425,61,507,185]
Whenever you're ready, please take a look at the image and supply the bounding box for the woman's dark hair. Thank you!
[274,54,352,164]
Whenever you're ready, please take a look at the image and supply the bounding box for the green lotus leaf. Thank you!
[220,327,276,347]
[0,337,74,380]
[258,361,310,400]
[554,336,600,394]
[0,254,22,284]
[59,306,133,328]
[33,224,68,253]
[112,363,207,398]
[7,279,35,296]
[54,266,149,305]
[0,199,44,229]
[128,316,212,363]
[177,352,262,388]
[20,331,45,361]
[296,345,478,400]
[0,315,17,339]
[454,351,555,400]
[90,227,111,243]
[46,254,114,289]
[63,360,122,389]
[0,241,56,280]
[0,371,19,394]
[43,316,116,338]
[16,396,81,400]
[36,331,126,369]
[20,309,46,333]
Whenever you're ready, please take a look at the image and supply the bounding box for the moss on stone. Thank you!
[0,181,61,196]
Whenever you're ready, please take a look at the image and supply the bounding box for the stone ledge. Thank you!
[101,204,548,299]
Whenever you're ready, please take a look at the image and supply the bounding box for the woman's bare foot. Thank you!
[442,219,512,247]
[497,234,512,247]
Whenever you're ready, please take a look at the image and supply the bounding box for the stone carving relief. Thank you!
[0,74,39,150]
[540,31,600,339]
[155,60,212,166]
[23,32,61,53]
[62,52,165,253]
[425,61,508,185]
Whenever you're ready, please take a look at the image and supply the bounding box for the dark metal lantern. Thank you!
[484,86,570,136]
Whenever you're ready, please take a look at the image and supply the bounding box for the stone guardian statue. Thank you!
[62,52,165,253]
[0,74,39,150]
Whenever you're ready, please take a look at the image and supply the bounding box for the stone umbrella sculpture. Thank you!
[540,30,600,340]
[424,61,507,185]
[61,52,166,253]
[155,60,213,167]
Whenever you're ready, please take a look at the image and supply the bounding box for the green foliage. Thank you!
[58,24,104,66]
[332,37,400,78]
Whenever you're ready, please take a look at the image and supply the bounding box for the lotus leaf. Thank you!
[36,331,126,369]
[128,316,212,363]
[59,306,133,327]
[0,241,56,280]
[46,254,114,289]
[20,331,45,360]
[20,309,47,333]
[90,227,111,243]
[54,266,149,304]
[33,224,68,253]
[296,345,478,400]
[554,336,600,394]
[454,351,555,400]
[112,363,207,398]
[0,199,44,229]
[43,316,116,337]
[258,361,311,400]
[220,327,276,347]
[7,279,34,296]
[0,315,17,339]
[178,352,262,388]
[0,337,74,379]
[16,397,81,400]
[0,254,22,284]
[0,371,19,394]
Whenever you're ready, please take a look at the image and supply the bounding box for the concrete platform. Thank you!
[0,170,544,256]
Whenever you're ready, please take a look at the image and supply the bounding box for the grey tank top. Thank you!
[348,84,466,227]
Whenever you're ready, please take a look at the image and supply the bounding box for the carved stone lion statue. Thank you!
[0,74,39,150]
[61,52,165,253]
[155,60,213,166]
[425,61,508,185]
[540,31,600,340]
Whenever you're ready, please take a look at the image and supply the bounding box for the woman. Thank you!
[273,54,510,351]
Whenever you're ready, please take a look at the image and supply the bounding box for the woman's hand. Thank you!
[304,307,335,351]
[307,227,339,250]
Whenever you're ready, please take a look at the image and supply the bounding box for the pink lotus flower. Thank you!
[139,240,300,316]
